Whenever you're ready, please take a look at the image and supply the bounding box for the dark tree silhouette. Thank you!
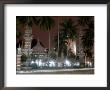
[78,16,94,58]
[16,16,39,27]
[54,19,77,57]
[31,39,37,48]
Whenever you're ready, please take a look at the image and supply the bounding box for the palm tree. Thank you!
[78,16,94,60]
[16,30,22,43]
[16,31,22,38]
[78,16,93,26]
[16,29,23,50]
[81,21,94,57]
[16,16,39,28]
[37,16,55,52]
[54,19,77,57]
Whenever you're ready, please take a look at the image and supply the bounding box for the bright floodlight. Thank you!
[89,62,92,66]
[86,61,92,67]
[39,60,42,67]
[31,61,34,64]
[35,60,38,65]
[65,60,71,66]
[76,62,80,66]
[87,61,90,64]
[49,61,55,67]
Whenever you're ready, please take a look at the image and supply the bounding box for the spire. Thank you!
[37,37,40,45]
[18,43,21,48]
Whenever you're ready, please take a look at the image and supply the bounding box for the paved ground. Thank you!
[17,68,94,74]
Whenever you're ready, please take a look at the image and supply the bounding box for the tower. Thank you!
[22,25,33,56]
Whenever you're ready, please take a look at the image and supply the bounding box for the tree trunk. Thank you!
[49,30,50,52]
[58,17,59,57]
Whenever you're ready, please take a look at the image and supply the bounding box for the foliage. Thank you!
[68,50,76,59]
[49,51,57,60]
[30,53,36,60]
[16,16,39,27]
[21,54,27,63]
[78,16,93,26]
[78,16,94,58]
[37,16,55,31]
[16,31,22,38]
[54,19,77,57]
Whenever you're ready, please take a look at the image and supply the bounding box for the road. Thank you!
[17,68,94,74]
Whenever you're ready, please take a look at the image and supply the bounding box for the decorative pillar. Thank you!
[16,54,22,70]
[16,44,22,70]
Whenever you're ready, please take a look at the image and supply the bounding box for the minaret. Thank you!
[23,25,33,56]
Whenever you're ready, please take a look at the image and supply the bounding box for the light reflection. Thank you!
[39,60,42,67]
[86,61,92,67]
[49,61,55,67]
[35,60,38,65]
[65,59,71,67]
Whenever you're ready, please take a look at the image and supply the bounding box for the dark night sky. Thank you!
[17,16,84,49]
